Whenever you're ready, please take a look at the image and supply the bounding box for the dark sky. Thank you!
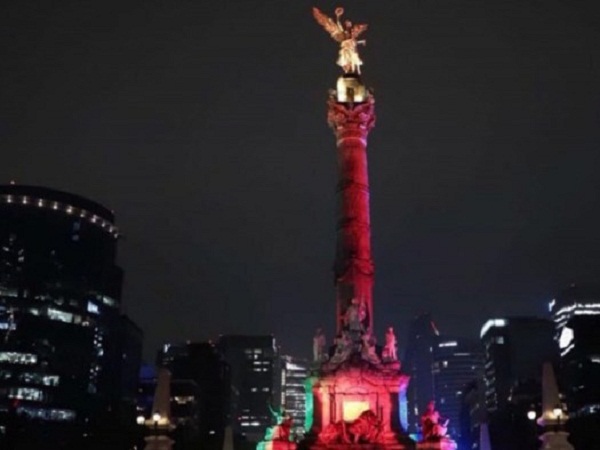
[2,1,600,360]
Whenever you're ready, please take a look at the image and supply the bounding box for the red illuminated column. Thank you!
[327,92,376,334]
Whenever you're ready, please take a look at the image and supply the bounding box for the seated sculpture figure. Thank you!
[328,331,352,365]
[265,404,293,442]
[313,328,327,362]
[343,297,366,333]
[361,328,380,365]
[347,410,383,444]
[318,410,382,445]
[421,401,449,441]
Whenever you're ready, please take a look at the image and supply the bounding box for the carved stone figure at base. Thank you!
[347,410,383,444]
[317,410,382,445]
[313,328,326,362]
[343,297,366,333]
[421,401,449,441]
[361,328,380,364]
[259,404,294,446]
[328,331,352,365]
[383,326,397,361]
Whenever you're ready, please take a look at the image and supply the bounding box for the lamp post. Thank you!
[552,406,563,432]
[152,413,161,443]
[135,413,173,450]
[527,409,537,449]
[136,415,147,449]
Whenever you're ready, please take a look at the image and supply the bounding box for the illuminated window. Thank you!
[16,407,75,421]
[559,327,574,349]
[0,322,16,331]
[101,296,117,307]
[47,308,73,323]
[43,375,59,386]
[0,352,37,365]
[8,387,44,401]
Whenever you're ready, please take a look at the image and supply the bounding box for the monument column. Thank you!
[327,80,376,334]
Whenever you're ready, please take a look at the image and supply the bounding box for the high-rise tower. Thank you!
[0,184,142,447]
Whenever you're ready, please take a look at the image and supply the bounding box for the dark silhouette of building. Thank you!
[0,184,142,448]
[217,335,280,443]
[432,336,483,445]
[480,316,557,450]
[550,284,600,450]
[459,378,486,450]
[156,341,230,450]
[480,317,556,413]
[550,284,600,416]
[136,364,158,418]
[403,313,439,435]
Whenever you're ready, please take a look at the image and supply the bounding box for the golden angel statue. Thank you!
[313,7,368,75]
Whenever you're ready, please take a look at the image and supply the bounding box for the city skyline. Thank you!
[2,1,600,359]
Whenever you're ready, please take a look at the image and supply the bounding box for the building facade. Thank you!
[280,355,309,437]
[550,284,600,417]
[217,335,280,443]
[0,184,141,447]
[480,316,557,450]
[480,316,556,413]
[403,313,439,435]
[432,336,483,444]
[156,341,230,450]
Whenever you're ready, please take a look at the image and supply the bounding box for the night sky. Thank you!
[2,1,600,360]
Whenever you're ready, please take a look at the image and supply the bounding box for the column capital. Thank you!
[327,95,376,142]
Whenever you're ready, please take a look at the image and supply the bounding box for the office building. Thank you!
[280,355,309,437]
[403,313,439,434]
[458,378,486,450]
[480,316,556,413]
[217,335,280,442]
[0,184,142,447]
[156,341,230,448]
[432,336,483,443]
[550,284,600,418]
[480,316,557,450]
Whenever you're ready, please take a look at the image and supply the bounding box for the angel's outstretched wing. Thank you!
[351,24,368,40]
[312,7,344,42]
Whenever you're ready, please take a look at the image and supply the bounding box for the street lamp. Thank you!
[552,407,562,419]
[553,405,563,432]
[527,410,536,421]
[152,413,162,443]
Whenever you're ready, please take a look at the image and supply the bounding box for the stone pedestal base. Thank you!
[257,440,298,450]
[304,443,414,450]
[299,432,415,450]
[539,431,574,450]
[143,435,174,450]
[416,439,457,450]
